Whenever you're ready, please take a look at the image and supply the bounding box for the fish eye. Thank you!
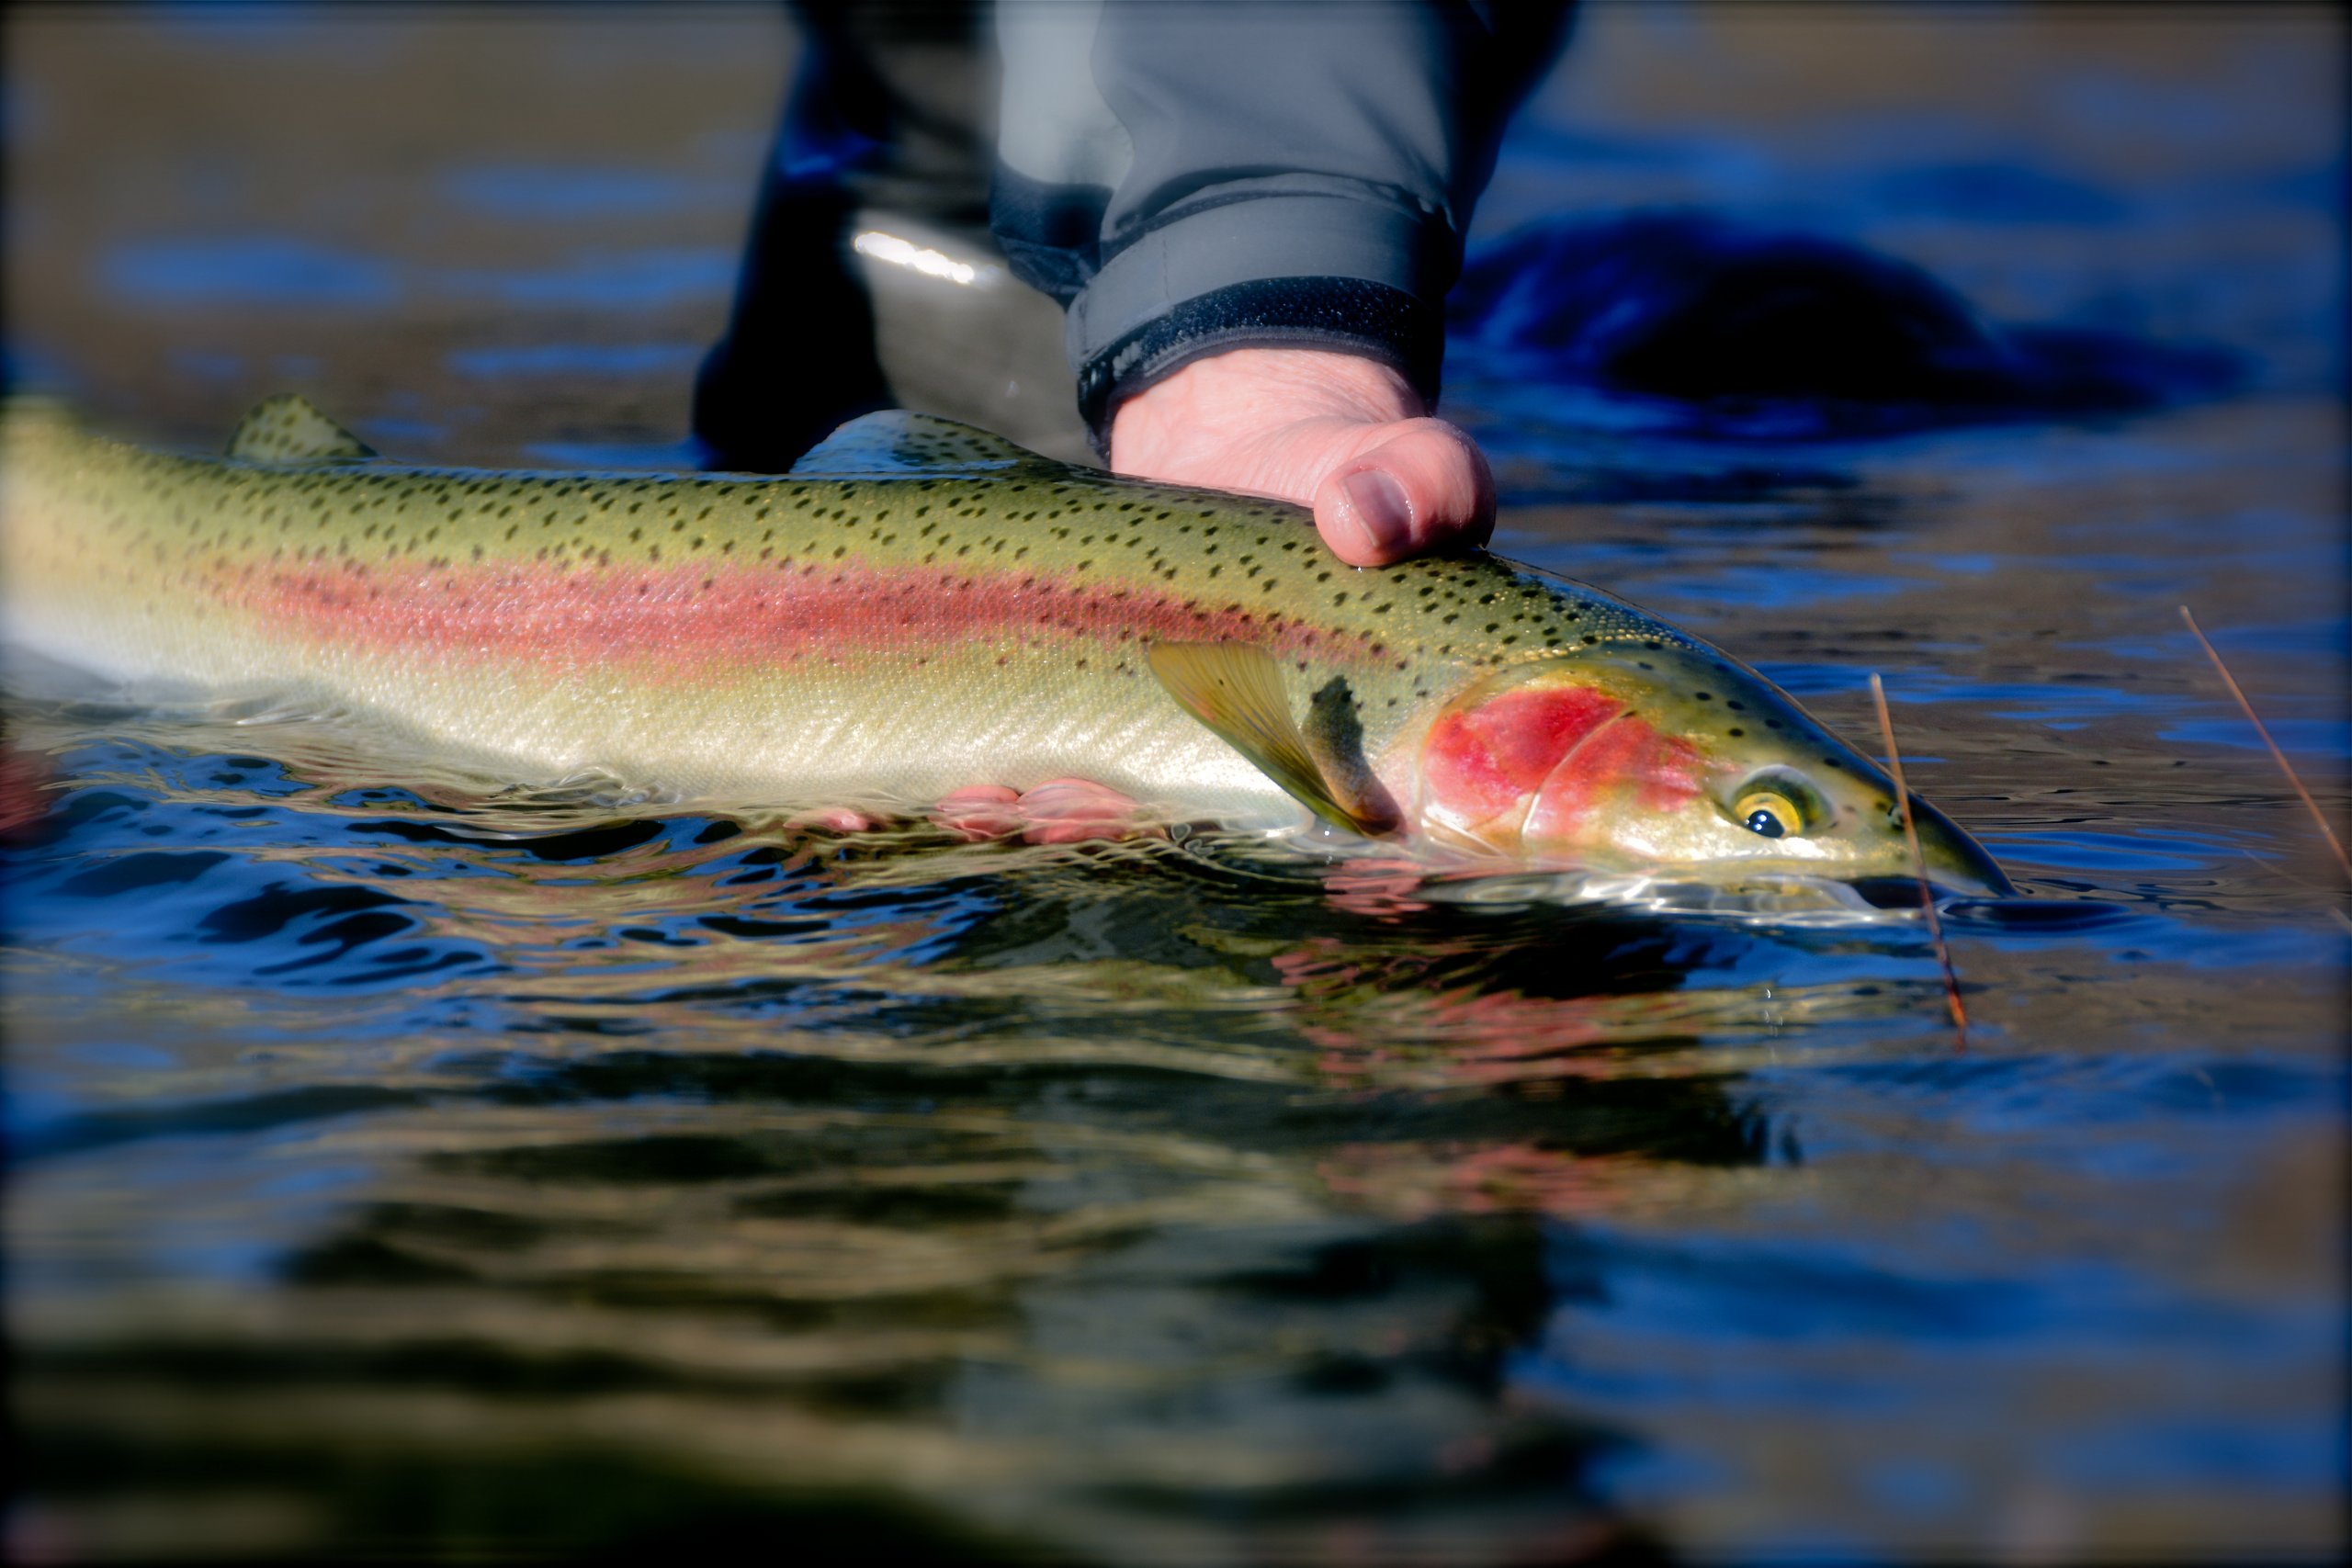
[1735,791,1802,839]
[1727,768,1826,840]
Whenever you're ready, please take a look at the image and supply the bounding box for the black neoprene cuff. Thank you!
[1074,276,1445,458]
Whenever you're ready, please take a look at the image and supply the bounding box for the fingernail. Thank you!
[1340,469,1412,556]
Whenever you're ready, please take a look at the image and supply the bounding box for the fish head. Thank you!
[1410,643,2012,895]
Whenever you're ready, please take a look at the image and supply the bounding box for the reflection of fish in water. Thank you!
[1450,211,2237,438]
[2,396,2007,893]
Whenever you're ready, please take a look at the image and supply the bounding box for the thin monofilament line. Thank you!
[2179,605,2350,886]
[1870,673,1969,1039]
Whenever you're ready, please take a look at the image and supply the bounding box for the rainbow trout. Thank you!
[3,396,2008,893]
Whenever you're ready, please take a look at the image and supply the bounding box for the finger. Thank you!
[1312,418,1495,567]
[1016,777,1144,845]
[933,784,1023,840]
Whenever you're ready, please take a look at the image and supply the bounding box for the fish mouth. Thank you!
[1895,794,2017,899]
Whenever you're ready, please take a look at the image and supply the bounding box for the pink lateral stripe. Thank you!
[223,558,1382,675]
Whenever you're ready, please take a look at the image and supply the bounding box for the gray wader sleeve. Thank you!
[992,1,1573,451]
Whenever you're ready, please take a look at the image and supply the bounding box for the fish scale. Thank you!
[2,398,2011,893]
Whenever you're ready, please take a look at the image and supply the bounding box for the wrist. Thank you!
[1110,347,1429,478]
[1074,272,1445,455]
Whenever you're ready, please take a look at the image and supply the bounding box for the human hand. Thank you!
[1106,347,1494,567]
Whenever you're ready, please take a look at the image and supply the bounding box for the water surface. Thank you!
[5,8,2344,1562]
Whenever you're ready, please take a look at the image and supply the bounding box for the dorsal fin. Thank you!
[1148,642,1396,837]
[228,394,377,464]
[788,411,1057,477]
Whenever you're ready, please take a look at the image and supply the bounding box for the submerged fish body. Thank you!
[2,398,2009,894]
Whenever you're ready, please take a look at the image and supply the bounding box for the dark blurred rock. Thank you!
[1449,210,2238,438]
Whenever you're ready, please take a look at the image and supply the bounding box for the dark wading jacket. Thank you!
[694,1,1572,468]
[994,0,1571,446]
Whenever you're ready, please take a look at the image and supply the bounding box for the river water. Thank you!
[5,8,2344,1562]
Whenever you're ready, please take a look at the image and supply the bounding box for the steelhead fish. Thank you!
[2,395,2009,894]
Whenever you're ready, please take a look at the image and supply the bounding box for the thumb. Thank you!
[1311,418,1495,567]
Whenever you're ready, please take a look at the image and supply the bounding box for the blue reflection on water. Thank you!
[449,343,701,378]
[526,436,709,468]
[443,249,734,309]
[1867,160,2131,224]
[2161,716,2349,759]
[440,164,732,220]
[103,237,400,308]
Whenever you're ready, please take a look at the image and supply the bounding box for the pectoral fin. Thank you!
[1303,676,1402,835]
[228,394,377,464]
[1148,642,1393,837]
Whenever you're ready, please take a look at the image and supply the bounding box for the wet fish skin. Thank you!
[1,400,2010,894]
